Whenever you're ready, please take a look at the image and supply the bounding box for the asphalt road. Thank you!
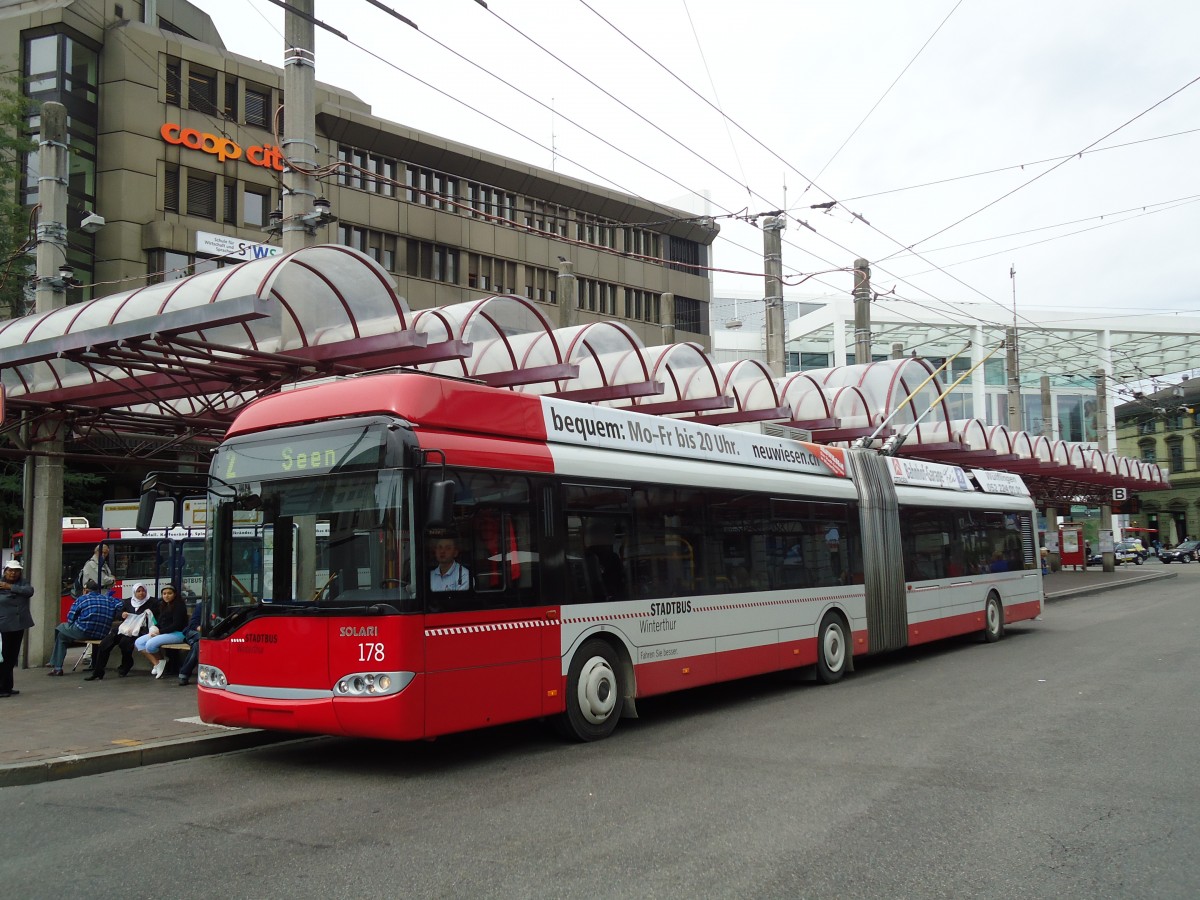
[4,568,1198,899]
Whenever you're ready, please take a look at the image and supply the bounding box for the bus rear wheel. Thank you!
[815,612,848,684]
[983,593,1004,643]
[559,639,624,741]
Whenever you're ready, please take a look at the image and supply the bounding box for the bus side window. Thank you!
[581,517,627,603]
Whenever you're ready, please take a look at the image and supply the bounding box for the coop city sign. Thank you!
[160,123,284,170]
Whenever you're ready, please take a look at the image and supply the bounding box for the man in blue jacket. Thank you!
[46,580,121,676]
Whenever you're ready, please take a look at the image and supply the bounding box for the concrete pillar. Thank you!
[660,292,675,346]
[556,259,576,328]
[25,101,69,667]
[762,217,786,377]
[853,258,872,367]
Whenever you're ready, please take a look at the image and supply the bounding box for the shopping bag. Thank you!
[117,610,148,637]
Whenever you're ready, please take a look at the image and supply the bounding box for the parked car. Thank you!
[1087,544,1142,566]
[1160,540,1200,564]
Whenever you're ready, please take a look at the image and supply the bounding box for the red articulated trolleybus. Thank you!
[146,371,1042,742]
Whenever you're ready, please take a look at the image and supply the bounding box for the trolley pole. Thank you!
[1097,370,1115,573]
[281,0,318,256]
[1006,326,1022,432]
[1041,374,1060,571]
[762,216,786,377]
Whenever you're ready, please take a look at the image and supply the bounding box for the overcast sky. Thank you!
[196,1,1200,344]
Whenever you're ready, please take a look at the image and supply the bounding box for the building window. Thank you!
[406,240,458,283]
[166,57,182,107]
[467,183,515,223]
[164,166,179,212]
[222,181,236,224]
[666,235,703,274]
[576,213,615,249]
[244,186,271,227]
[338,146,398,195]
[223,77,237,119]
[406,166,458,211]
[674,296,708,334]
[579,278,618,315]
[523,199,545,232]
[187,66,218,115]
[624,227,661,259]
[468,254,517,294]
[339,225,398,271]
[524,266,558,304]
[244,84,270,128]
[186,172,216,219]
[801,352,830,370]
[1139,419,1159,436]
[1166,439,1184,473]
[625,288,660,324]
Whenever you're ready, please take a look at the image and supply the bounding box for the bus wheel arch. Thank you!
[983,591,1004,643]
[815,609,851,684]
[557,635,633,741]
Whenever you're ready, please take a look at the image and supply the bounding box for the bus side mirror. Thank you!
[426,480,457,531]
[136,481,159,535]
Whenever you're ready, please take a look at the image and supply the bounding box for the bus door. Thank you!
[421,471,546,736]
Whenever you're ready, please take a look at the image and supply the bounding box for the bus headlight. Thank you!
[198,665,228,690]
[333,671,413,697]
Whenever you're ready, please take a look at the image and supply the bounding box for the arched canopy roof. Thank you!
[0,245,466,412]
[0,244,1169,501]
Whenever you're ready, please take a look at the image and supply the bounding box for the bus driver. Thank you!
[430,536,471,591]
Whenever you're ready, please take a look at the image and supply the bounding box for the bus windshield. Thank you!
[207,469,414,628]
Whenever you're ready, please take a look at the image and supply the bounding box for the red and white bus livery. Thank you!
[173,372,1043,741]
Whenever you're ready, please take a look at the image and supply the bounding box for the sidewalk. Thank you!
[1041,562,1176,601]
[0,565,1176,787]
[0,646,293,788]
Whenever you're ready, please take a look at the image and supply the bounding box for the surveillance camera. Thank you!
[80,212,105,233]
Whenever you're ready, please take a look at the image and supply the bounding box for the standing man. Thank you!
[46,579,121,676]
[79,542,115,594]
[0,559,35,698]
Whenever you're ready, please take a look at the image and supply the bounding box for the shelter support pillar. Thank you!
[24,101,69,668]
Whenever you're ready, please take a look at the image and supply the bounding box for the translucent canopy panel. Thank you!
[616,343,727,416]
[540,323,653,399]
[0,245,411,402]
[809,358,950,433]
[687,361,788,425]
[777,373,836,426]
[414,295,558,383]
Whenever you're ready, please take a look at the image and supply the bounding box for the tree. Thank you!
[0,77,35,319]
[0,459,107,551]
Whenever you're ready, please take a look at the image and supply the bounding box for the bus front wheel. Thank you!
[560,639,624,742]
[815,612,848,684]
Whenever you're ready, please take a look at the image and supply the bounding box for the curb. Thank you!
[0,728,301,789]
[1044,569,1176,602]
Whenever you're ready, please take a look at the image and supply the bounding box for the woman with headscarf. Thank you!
[85,582,157,680]
[135,584,186,679]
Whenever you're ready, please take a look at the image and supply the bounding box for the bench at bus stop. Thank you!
[71,640,192,674]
